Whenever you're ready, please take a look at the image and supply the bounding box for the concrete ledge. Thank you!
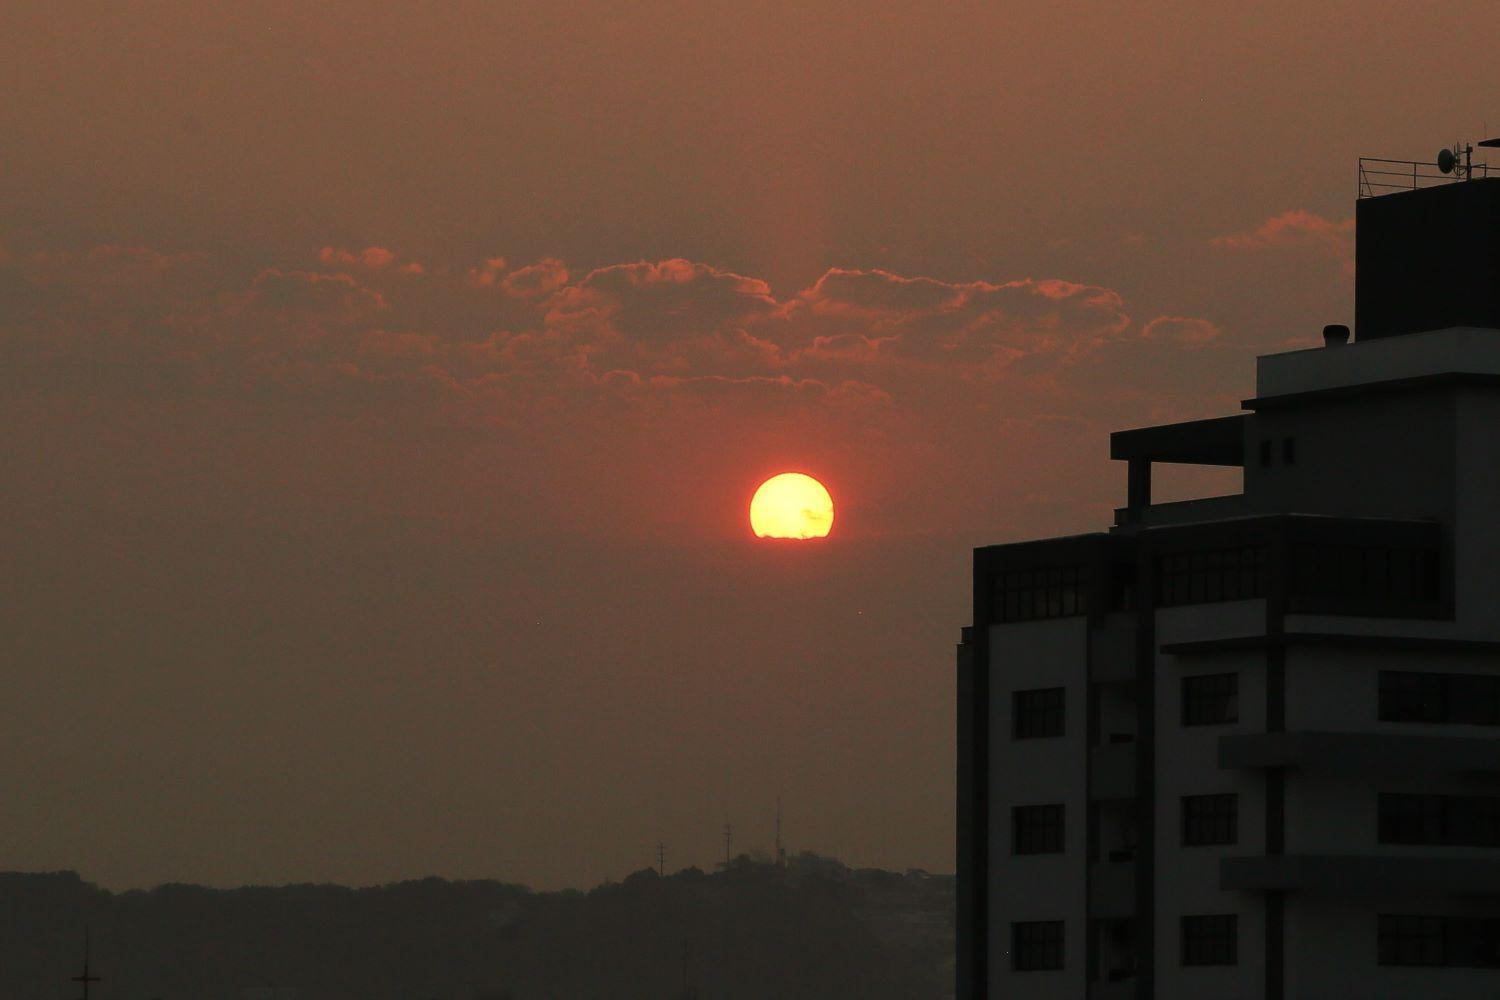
[1221,854,1500,895]
[1219,731,1500,775]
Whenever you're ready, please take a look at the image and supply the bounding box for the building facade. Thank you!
[957,169,1500,998]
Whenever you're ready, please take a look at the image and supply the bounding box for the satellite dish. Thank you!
[1438,148,1458,174]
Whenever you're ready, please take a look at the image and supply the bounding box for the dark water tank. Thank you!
[1355,176,1500,340]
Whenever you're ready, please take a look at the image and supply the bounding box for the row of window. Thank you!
[1012,796,1237,854]
[993,565,1090,622]
[989,534,1441,623]
[1010,674,1237,742]
[1380,915,1500,968]
[1010,668,1500,741]
[1017,792,1500,855]
[1157,545,1266,607]
[1153,541,1441,609]
[1380,670,1500,726]
[1379,793,1500,848]
[1014,914,1500,972]
[1290,542,1441,605]
[1011,915,1237,971]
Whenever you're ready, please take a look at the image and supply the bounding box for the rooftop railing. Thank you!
[1358,156,1494,198]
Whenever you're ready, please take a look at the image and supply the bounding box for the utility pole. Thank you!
[723,823,733,867]
[775,797,785,868]
[656,841,666,877]
[71,929,99,1000]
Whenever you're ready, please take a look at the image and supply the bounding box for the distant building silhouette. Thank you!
[958,151,1500,998]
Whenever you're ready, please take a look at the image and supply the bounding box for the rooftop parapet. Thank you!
[1252,326,1500,406]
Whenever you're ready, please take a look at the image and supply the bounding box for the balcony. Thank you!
[1220,731,1500,776]
[1221,855,1500,895]
[1090,741,1137,800]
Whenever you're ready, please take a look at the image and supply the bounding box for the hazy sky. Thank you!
[3,1,1498,890]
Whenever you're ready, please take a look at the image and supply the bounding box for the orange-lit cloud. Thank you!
[1212,210,1355,266]
[0,240,1248,533]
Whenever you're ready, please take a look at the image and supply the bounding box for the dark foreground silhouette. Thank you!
[1,854,953,999]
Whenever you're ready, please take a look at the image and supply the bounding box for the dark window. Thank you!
[1282,437,1296,465]
[1259,439,1272,467]
[1290,543,1441,606]
[1013,804,1065,854]
[994,565,1089,623]
[1182,673,1238,726]
[1379,914,1446,966]
[1012,920,1064,971]
[1013,687,1065,739]
[1379,914,1500,968]
[1379,794,1500,847]
[1380,671,1500,726]
[1181,914,1237,966]
[1156,545,1267,607]
[1182,794,1237,846]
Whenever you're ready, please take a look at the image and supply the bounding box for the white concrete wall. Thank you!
[1287,896,1500,999]
[1155,604,1268,999]
[1455,389,1500,639]
[1285,645,1500,737]
[986,617,1089,997]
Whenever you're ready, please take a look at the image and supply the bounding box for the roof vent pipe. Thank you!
[1322,324,1351,348]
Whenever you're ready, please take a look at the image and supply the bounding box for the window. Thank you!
[1379,914,1446,966]
[1156,545,1267,607]
[1282,437,1296,465]
[993,565,1089,622]
[1259,439,1272,467]
[1379,914,1500,968]
[1181,914,1237,966]
[1380,671,1500,726]
[1013,687,1065,739]
[1379,794,1500,847]
[1181,794,1237,846]
[1290,543,1441,605]
[1182,673,1238,726]
[1012,920,1064,971]
[1013,804,1065,854]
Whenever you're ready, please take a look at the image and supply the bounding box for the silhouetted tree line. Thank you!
[0,854,952,999]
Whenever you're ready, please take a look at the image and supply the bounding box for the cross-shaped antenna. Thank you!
[71,928,100,1000]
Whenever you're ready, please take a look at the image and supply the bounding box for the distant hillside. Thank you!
[0,855,953,999]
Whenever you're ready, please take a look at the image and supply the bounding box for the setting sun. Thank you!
[749,473,835,539]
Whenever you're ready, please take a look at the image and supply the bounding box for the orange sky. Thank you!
[2,1,1498,889]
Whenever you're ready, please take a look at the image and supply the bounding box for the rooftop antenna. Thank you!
[1436,142,1473,179]
[71,928,100,1000]
[775,797,785,868]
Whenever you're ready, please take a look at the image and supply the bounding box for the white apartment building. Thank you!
[957,161,1500,999]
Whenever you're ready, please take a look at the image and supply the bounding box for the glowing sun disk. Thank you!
[750,473,834,539]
